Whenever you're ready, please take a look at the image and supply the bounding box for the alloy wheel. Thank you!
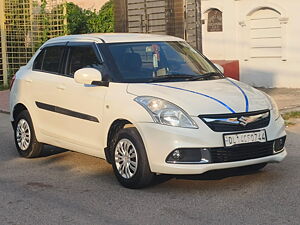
[114,138,138,179]
[16,119,31,151]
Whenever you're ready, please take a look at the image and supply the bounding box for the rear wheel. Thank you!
[14,110,43,158]
[112,127,155,189]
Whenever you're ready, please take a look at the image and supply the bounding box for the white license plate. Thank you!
[224,130,267,147]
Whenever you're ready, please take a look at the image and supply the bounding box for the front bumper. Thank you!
[152,150,286,175]
[135,116,287,175]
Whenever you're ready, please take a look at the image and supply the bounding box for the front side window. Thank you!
[42,46,65,73]
[66,46,102,76]
[105,41,223,83]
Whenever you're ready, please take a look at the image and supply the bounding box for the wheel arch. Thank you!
[12,103,28,123]
[104,118,137,164]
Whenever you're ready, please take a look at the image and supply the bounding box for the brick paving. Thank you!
[0,90,9,113]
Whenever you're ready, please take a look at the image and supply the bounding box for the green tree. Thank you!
[66,2,88,34]
[66,0,114,34]
[86,0,114,33]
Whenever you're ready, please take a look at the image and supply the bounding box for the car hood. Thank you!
[127,78,270,116]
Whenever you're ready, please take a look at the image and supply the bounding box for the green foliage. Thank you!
[66,2,89,34]
[40,0,50,45]
[282,111,300,120]
[87,1,114,33]
[282,111,300,126]
[0,84,9,91]
[66,0,114,34]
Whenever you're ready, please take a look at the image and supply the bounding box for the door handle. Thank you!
[56,85,65,90]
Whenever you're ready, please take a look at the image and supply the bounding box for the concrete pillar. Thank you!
[114,0,128,32]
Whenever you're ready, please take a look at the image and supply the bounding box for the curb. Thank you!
[280,106,300,114]
[0,110,9,115]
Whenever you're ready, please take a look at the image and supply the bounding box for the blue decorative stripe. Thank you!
[150,83,236,113]
[226,78,249,112]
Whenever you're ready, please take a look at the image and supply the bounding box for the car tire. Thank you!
[112,127,155,189]
[13,110,43,158]
[241,163,267,172]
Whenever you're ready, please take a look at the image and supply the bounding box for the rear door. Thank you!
[30,43,68,143]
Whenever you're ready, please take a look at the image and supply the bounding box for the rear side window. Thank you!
[33,46,65,74]
[66,46,101,76]
[33,50,45,70]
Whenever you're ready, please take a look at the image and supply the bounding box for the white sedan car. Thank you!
[10,33,286,188]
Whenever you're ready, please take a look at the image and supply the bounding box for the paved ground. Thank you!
[0,112,299,225]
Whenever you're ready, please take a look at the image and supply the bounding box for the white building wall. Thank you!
[201,0,300,88]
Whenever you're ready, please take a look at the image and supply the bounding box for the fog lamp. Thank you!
[166,148,207,163]
[273,136,286,153]
[172,150,182,160]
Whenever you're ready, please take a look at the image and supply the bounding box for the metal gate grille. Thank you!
[116,0,202,51]
[127,0,167,34]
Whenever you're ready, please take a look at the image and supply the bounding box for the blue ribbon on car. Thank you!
[226,78,249,112]
[150,79,249,113]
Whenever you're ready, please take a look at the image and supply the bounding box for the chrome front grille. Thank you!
[199,110,270,132]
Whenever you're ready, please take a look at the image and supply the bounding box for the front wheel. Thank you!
[112,128,155,189]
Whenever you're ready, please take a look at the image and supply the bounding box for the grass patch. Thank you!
[282,111,300,120]
[282,111,300,126]
[285,121,296,126]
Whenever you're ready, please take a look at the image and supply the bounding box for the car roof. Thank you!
[44,33,185,45]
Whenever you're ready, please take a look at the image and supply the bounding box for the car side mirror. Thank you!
[74,68,107,86]
[214,63,224,73]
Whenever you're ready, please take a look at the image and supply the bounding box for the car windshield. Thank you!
[104,41,223,83]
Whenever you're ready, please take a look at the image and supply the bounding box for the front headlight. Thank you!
[134,96,198,129]
[264,93,280,120]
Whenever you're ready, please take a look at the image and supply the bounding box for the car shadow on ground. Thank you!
[40,145,68,157]
[152,166,262,186]
[174,167,261,180]
[38,145,265,186]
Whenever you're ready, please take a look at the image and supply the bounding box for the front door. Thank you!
[51,42,108,157]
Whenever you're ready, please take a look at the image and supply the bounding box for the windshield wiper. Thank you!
[188,72,223,81]
[148,72,223,82]
[148,74,196,82]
